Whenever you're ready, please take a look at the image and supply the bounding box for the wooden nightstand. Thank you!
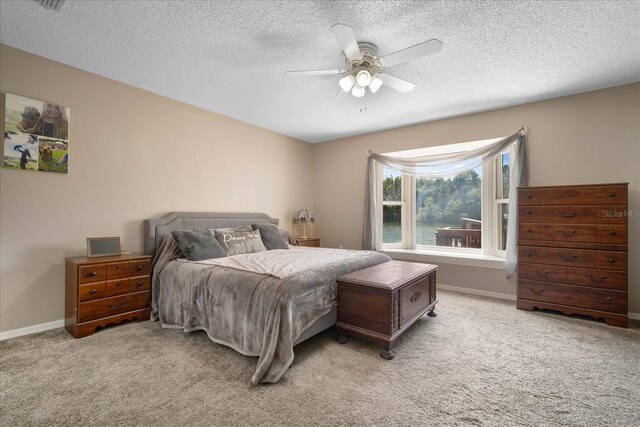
[65,253,152,338]
[296,238,320,247]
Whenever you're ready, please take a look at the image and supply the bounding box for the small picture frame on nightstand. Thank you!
[86,237,121,258]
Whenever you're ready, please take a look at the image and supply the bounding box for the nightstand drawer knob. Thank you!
[137,265,143,271]
[609,192,616,197]
[608,230,615,235]
[90,289,97,294]
[136,281,143,287]
[89,272,97,277]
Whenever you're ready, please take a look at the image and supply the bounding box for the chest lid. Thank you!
[337,260,437,290]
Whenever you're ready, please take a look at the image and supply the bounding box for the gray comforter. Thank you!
[151,235,390,384]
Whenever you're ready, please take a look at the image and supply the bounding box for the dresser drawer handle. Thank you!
[526,251,533,257]
[136,281,143,287]
[525,209,532,214]
[90,289,97,294]
[527,228,532,232]
[608,258,616,264]
[108,300,128,310]
[609,192,616,197]
[525,194,532,199]
[559,230,577,237]
[592,295,613,305]
[527,287,545,295]
[534,270,550,275]
[608,230,616,236]
[585,274,607,282]
[559,211,576,217]
[137,265,144,271]
[559,255,577,261]
[89,271,97,277]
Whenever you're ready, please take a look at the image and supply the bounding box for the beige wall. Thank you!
[313,83,640,313]
[0,45,314,332]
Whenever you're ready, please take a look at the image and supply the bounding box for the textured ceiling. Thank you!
[1,1,639,143]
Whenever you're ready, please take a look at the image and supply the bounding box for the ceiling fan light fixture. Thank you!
[356,70,372,87]
[351,84,365,98]
[368,75,383,93]
[339,74,356,92]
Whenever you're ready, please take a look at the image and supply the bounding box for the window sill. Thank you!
[379,248,505,270]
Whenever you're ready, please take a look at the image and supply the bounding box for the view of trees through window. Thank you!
[416,169,482,246]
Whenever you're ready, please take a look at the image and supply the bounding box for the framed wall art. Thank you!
[3,93,70,174]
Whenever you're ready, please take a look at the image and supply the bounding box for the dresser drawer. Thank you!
[129,259,151,276]
[539,248,596,268]
[538,206,597,224]
[79,282,106,302]
[519,224,539,240]
[78,291,150,323]
[518,280,626,314]
[106,278,129,297]
[597,206,628,224]
[518,206,539,223]
[566,267,626,291]
[400,276,435,327]
[107,277,150,296]
[596,225,627,244]
[518,188,539,205]
[539,186,597,205]
[597,251,627,271]
[106,262,129,280]
[519,263,566,283]
[539,224,596,243]
[519,246,540,263]
[78,264,106,284]
[597,185,627,205]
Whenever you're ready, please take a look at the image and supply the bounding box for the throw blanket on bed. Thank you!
[151,235,390,384]
[178,246,380,279]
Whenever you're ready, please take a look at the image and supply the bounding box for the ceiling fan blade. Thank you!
[379,73,416,92]
[331,23,362,61]
[379,39,443,67]
[285,69,345,76]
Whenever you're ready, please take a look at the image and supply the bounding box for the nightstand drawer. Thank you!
[79,265,106,284]
[78,291,150,323]
[79,282,106,302]
[106,277,150,296]
[106,262,129,279]
[129,260,151,276]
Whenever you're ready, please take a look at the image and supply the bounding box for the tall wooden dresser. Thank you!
[517,183,629,327]
[65,253,152,338]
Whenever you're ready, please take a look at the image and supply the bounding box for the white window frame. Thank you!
[378,147,512,259]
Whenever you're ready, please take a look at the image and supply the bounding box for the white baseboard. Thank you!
[438,284,640,321]
[0,319,65,341]
[438,283,516,301]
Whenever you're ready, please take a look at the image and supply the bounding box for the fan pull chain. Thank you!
[360,94,367,112]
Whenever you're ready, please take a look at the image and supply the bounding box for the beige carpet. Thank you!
[1,290,639,426]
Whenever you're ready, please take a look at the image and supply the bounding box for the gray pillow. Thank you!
[251,223,289,250]
[213,229,267,256]
[171,229,227,261]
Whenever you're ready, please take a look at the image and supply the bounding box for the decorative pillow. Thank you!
[279,228,298,246]
[213,229,267,256]
[251,224,289,250]
[171,229,227,261]
[213,225,254,233]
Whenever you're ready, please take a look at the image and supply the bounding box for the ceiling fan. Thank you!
[286,24,443,98]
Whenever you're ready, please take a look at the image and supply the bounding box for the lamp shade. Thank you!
[351,84,365,97]
[368,75,383,93]
[339,74,356,92]
[356,70,372,87]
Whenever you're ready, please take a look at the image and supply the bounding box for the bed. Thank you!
[144,212,390,384]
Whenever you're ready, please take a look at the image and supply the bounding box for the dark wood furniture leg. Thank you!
[336,334,349,344]
[380,344,395,360]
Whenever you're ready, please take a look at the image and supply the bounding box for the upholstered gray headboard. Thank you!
[143,212,279,257]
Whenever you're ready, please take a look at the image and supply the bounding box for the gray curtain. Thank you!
[362,129,527,276]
